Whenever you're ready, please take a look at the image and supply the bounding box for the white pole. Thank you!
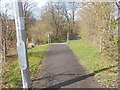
[14,0,31,88]
[48,34,50,44]
[67,32,69,43]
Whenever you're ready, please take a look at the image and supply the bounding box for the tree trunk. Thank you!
[3,39,7,62]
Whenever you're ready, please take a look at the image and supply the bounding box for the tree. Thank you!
[39,2,79,42]
[78,2,118,60]
[23,1,37,43]
[1,3,17,62]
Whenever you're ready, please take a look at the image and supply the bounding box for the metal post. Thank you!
[14,0,31,88]
[48,34,50,44]
[67,32,69,43]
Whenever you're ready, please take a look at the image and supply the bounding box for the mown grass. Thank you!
[3,44,49,88]
[68,40,118,88]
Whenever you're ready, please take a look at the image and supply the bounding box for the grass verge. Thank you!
[68,40,118,88]
[3,44,49,88]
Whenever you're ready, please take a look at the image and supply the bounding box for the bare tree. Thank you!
[1,9,9,62]
[0,0,3,87]
[23,1,37,44]
[1,3,16,62]
[40,2,79,42]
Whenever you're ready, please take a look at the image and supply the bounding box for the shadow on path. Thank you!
[32,64,118,89]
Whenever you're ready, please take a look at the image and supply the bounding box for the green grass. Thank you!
[3,44,49,88]
[68,40,118,88]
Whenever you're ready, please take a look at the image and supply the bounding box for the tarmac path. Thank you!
[32,43,99,88]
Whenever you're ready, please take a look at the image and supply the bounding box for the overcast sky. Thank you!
[0,0,49,19]
[1,0,48,7]
[0,0,117,19]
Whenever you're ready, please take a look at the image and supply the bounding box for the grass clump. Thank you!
[68,40,118,88]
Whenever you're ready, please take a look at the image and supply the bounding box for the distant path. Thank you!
[32,43,99,88]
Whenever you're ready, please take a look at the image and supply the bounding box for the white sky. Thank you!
[0,0,118,19]
[33,0,48,8]
[1,0,48,8]
[0,0,49,19]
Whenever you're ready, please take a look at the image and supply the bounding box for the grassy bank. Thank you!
[3,44,49,88]
[68,40,118,88]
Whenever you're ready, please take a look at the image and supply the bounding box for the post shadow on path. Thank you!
[32,64,118,89]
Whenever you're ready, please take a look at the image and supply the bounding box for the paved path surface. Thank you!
[32,43,99,88]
